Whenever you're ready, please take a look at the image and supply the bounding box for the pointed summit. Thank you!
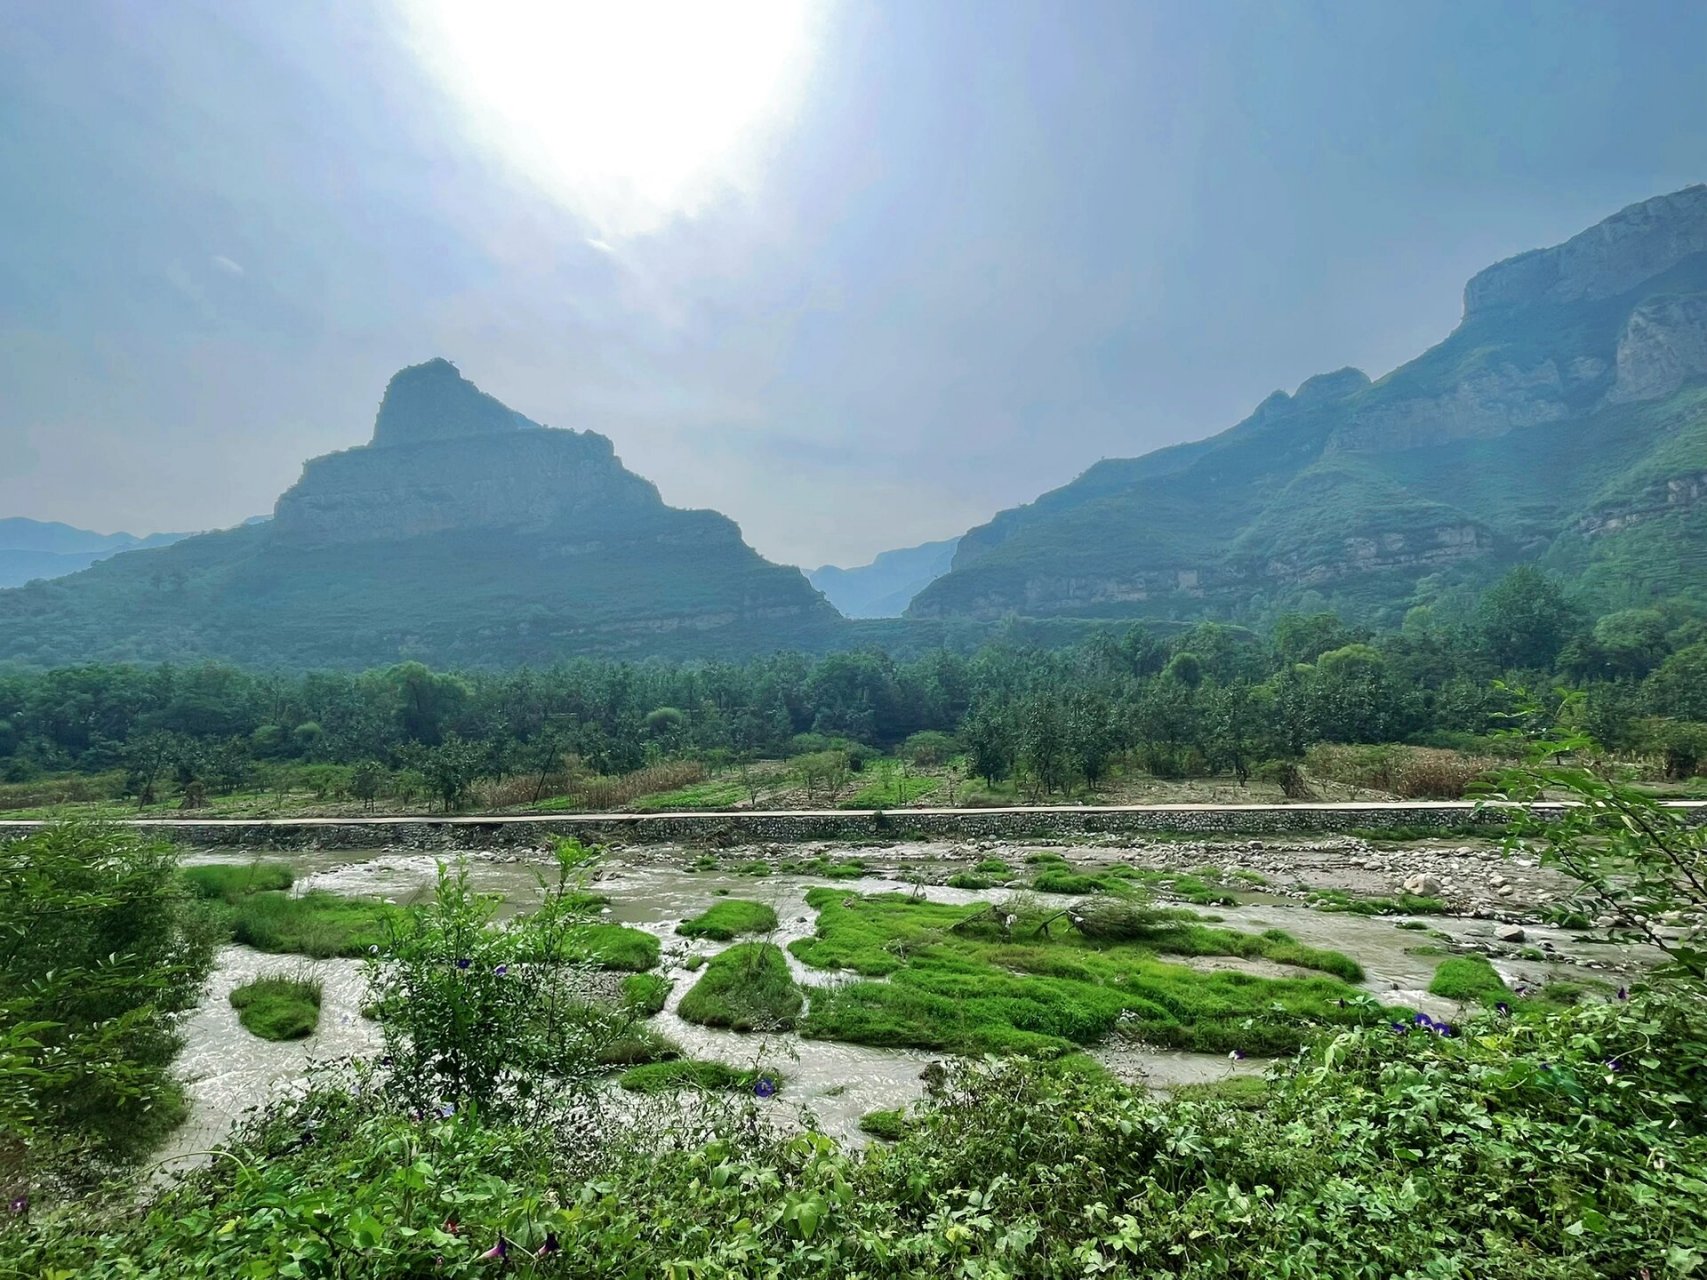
[370,358,538,448]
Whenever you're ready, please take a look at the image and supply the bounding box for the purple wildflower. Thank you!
[1391,1021,1410,1034]
[539,1233,560,1257]
[479,1236,507,1261]
[456,958,471,970]
[1228,1049,1246,1061]
[438,1102,455,1119]
[1605,1058,1622,1072]
[1414,1012,1434,1028]
[495,964,509,976]
[8,1194,26,1215]
[1495,1002,1510,1016]
[754,1077,777,1099]
[1616,986,1629,1001]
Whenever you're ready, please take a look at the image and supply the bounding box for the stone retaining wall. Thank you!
[5,801,1689,851]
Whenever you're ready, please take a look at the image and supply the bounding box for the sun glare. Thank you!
[401,0,823,241]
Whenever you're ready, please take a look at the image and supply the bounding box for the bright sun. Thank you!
[401,0,824,241]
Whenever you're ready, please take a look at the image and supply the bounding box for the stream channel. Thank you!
[157,841,1639,1170]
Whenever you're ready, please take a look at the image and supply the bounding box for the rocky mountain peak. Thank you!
[1463,184,1707,317]
[370,358,538,448]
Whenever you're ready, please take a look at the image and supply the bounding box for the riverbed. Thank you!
[158,838,1650,1170]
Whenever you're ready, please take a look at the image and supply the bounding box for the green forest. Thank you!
[4,566,1706,817]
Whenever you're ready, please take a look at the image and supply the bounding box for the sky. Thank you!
[2,0,1705,569]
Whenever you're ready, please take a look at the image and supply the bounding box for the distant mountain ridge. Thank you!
[0,519,191,589]
[807,538,959,618]
[0,360,842,667]
[910,185,1707,625]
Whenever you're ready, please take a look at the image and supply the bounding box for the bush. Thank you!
[857,1107,909,1140]
[230,974,322,1040]
[677,900,779,941]
[677,942,803,1032]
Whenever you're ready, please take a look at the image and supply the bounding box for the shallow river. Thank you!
[158,843,1634,1170]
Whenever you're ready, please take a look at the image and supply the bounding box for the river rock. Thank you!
[1495,925,1527,943]
[1403,873,1442,896]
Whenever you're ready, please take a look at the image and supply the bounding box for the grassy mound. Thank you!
[792,890,1376,1056]
[618,1060,783,1093]
[229,891,397,958]
[1428,955,1512,1003]
[857,1108,909,1140]
[540,923,660,972]
[677,900,779,941]
[677,942,803,1032]
[229,974,322,1040]
[620,972,672,1016]
[182,861,294,901]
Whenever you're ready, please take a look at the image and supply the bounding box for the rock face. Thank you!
[1609,294,1707,402]
[1463,185,1707,314]
[370,358,536,448]
[913,185,1707,623]
[0,361,843,667]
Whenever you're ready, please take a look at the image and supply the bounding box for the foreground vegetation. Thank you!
[2,762,1702,1275]
[4,995,1701,1278]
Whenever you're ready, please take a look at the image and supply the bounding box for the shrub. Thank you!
[229,974,322,1040]
[677,942,803,1032]
[857,1107,909,1140]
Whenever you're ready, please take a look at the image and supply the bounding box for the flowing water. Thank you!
[162,842,1642,1165]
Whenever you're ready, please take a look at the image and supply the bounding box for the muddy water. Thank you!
[168,844,1633,1156]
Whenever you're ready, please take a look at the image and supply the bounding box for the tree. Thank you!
[351,760,387,810]
[1475,566,1578,669]
[961,703,1016,786]
[417,735,485,812]
[0,824,218,1196]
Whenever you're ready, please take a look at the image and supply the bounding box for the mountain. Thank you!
[0,360,842,668]
[807,538,960,618]
[909,185,1707,626]
[0,519,191,589]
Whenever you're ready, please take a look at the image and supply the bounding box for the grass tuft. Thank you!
[229,974,322,1040]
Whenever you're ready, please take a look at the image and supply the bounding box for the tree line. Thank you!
[2,566,1705,807]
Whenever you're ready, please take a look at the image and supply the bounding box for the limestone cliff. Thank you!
[913,185,1707,625]
[1463,185,1707,315]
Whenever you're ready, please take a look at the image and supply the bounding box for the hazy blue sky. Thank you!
[3,1,1704,567]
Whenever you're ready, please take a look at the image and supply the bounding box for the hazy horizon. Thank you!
[4,0,1705,567]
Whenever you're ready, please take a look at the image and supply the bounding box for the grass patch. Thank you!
[617,1060,783,1094]
[857,1107,909,1141]
[229,974,322,1040]
[620,973,673,1016]
[735,860,773,877]
[228,891,397,959]
[677,900,779,941]
[598,1025,681,1067]
[1170,1075,1270,1109]
[560,924,660,972]
[792,891,1376,1058]
[946,872,994,890]
[1428,955,1512,1004]
[182,861,294,901]
[629,780,747,812]
[677,942,803,1032]
[974,858,1012,875]
[1308,889,1450,916]
[682,954,708,972]
[1031,870,1111,895]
